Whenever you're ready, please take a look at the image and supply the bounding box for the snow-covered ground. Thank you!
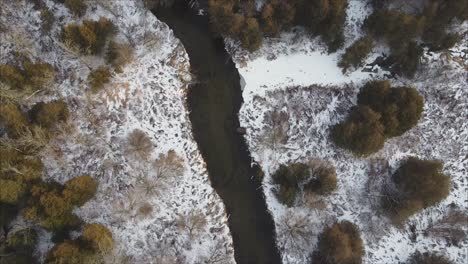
[1,1,234,263]
[226,1,468,263]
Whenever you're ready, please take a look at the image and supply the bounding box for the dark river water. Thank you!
[154,4,282,264]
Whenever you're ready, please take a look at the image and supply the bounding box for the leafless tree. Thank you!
[277,210,314,256]
[153,150,185,179]
[126,129,154,160]
[176,210,207,239]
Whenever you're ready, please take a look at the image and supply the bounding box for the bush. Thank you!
[272,163,309,207]
[239,18,263,52]
[357,80,424,137]
[29,99,70,131]
[406,251,453,264]
[41,9,55,32]
[64,0,88,17]
[46,240,89,264]
[62,17,115,55]
[331,105,385,156]
[388,41,423,78]
[296,0,348,52]
[338,36,374,72]
[82,223,114,253]
[383,157,450,225]
[0,103,28,138]
[88,67,111,93]
[260,0,295,36]
[0,179,25,204]
[24,182,81,231]
[63,175,98,206]
[304,160,337,195]
[106,41,134,73]
[315,221,364,264]
[6,228,38,250]
[0,61,54,92]
[364,10,424,49]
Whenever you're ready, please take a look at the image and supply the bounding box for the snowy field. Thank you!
[1,1,234,263]
[226,1,468,263]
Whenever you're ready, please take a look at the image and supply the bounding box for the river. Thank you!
[154,3,282,264]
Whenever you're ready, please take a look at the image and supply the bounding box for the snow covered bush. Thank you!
[40,8,55,32]
[88,66,111,93]
[61,17,116,55]
[383,157,451,225]
[29,99,70,131]
[313,220,364,264]
[406,251,454,264]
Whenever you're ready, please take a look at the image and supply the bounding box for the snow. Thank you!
[1,0,234,263]
[225,1,468,264]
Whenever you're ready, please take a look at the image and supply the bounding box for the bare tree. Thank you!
[126,129,154,160]
[176,210,207,239]
[153,150,185,179]
[277,209,314,256]
[260,109,289,152]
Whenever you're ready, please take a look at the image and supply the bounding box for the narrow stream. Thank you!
[154,4,282,264]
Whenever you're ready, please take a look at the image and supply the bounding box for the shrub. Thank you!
[331,105,385,156]
[296,0,348,52]
[88,66,111,92]
[315,220,364,264]
[106,41,134,73]
[260,0,295,36]
[126,129,154,160]
[0,179,25,204]
[406,251,453,264]
[239,18,262,52]
[82,223,114,253]
[357,80,424,137]
[29,99,70,131]
[364,10,424,49]
[272,163,309,207]
[338,36,374,72]
[64,0,88,17]
[24,182,82,231]
[304,160,337,195]
[63,175,98,206]
[41,8,55,32]
[388,41,423,78]
[383,157,450,225]
[0,103,28,138]
[0,64,24,89]
[46,240,88,264]
[6,228,38,250]
[0,61,54,92]
[62,17,115,55]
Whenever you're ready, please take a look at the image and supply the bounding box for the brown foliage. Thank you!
[63,175,98,206]
[0,103,28,138]
[316,220,364,264]
[88,66,111,93]
[338,36,374,72]
[29,99,70,131]
[331,105,385,156]
[406,251,454,264]
[304,160,337,195]
[106,41,134,73]
[62,17,115,55]
[82,223,114,253]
